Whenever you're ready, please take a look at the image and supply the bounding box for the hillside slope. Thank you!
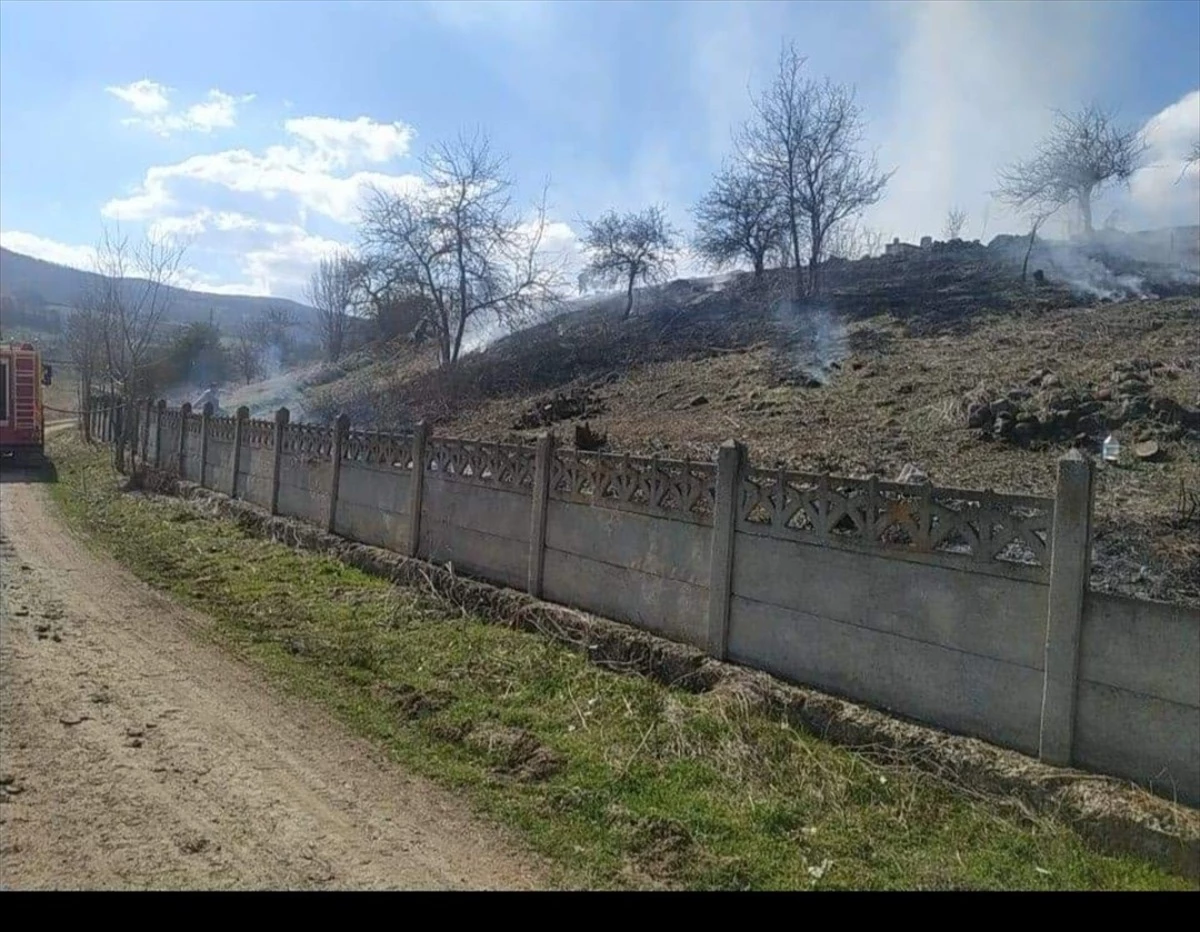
[0,247,318,333]
[246,237,1198,605]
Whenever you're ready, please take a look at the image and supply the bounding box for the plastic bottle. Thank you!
[1102,433,1120,463]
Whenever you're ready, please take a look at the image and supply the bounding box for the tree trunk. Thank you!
[1078,190,1094,237]
[787,199,803,303]
[1022,219,1041,283]
[622,270,636,320]
[753,254,764,278]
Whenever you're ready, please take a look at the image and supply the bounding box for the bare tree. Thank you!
[83,227,185,468]
[580,206,680,319]
[304,253,356,363]
[737,44,810,299]
[1179,140,1200,184]
[943,206,968,240]
[359,131,563,368]
[824,220,886,261]
[232,317,267,384]
[739,43,892,296]
[344,254,429,342]
[793,80,891,293]
[997,104,1146,237]
[692,162,788,278]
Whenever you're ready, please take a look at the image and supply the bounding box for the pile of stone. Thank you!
[513,388,605,430]
[965,359,1199,454]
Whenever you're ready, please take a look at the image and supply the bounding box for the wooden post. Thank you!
[141,397,153,465]
[177,403,191,477]
[154,400,166,468]
[1039,449,1095,766]
[230,406,248,498]
[270,406,289,516]
[707,439,745,661]
[199,402,213,487]
[327,413,349,532]
[405,421,430,557]
[527,432,554,598]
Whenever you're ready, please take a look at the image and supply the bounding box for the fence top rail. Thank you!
[147,402,1058,508]
[741,464,1055,511]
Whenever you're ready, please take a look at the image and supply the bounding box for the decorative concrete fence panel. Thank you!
[418,438,535,592]
[333,428,415,551]
[542,450,715,648]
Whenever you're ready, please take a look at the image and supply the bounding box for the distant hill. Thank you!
[0,247,319,338]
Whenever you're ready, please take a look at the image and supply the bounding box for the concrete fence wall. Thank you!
[101,400,1200,805]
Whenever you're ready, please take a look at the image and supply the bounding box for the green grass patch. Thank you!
[46,432,1194,890]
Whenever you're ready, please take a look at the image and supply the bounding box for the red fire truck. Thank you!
[0,342,53,466]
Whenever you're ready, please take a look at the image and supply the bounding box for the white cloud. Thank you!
[108,80,253,136]
[0,230,96,270]
[106,79,172,115]
[284,116,416,168]
[104,115,422,224]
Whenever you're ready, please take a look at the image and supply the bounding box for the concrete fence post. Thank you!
[230,406,248,498]
[199,402,213,487]
[707,439,745,661]
[1039,449,1095,766]
[270,406,289,516]
[527,432,555,598]
[141,397,153,465]
[405,421,430,558]
[177,403,191,477]
[327,413,350,533]
[154,400,166,468]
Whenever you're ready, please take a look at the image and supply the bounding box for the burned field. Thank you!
[292,240,1200,605]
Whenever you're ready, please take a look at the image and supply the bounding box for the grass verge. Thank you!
[46,432,1194,890]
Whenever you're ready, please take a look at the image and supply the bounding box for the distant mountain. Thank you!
[0,247,319,336]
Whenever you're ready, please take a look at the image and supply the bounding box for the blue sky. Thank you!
[1,0,1197,300]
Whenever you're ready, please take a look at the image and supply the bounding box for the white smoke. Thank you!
[868,1,1132,243]
[773,299,847,384]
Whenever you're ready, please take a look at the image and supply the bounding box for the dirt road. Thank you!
[0,469,544,890]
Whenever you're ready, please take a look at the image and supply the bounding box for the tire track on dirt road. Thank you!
[0,469,545,890]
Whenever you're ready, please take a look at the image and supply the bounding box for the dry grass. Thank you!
[443,298,1199,603]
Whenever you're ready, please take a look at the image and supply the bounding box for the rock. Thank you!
[1016,412,1038,424]
[689,395,709,407]
[59,712,88,727]
[14,607,29,617]
[1011,421,1038,444]
[896,462,930,484]
[1007,388,1032,401]
[1149,396,1183,421]
[1134,440,1162,461]
[1117,397,1151,423]
[1028,369,1047,386]
[574,422,608,451]
[995,413,1015,437]
[1097,388,1113,402]
[966,402,993,428]
[1118,379,1150,396]
[990,398,1016,417]
[897,383,914,395]
[1041,372,1062,389]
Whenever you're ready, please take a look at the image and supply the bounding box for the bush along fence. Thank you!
[87,399,1200,805]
